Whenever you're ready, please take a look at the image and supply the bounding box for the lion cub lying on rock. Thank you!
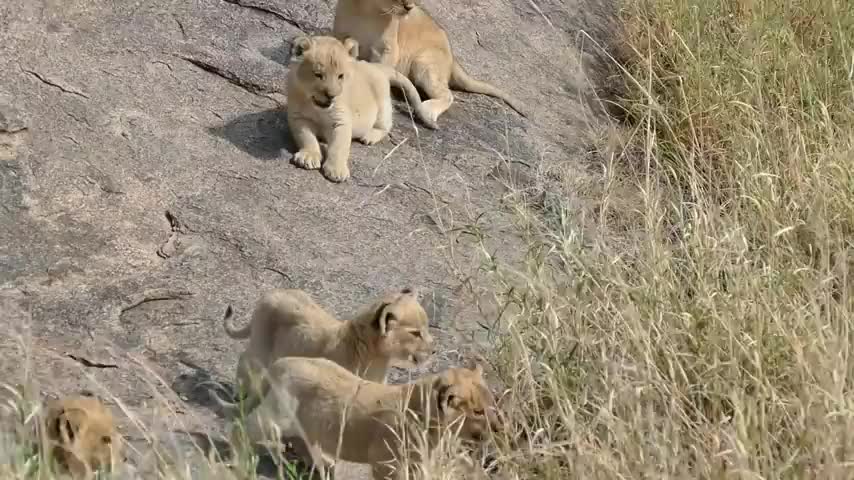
[218,288,435,416]
[235,357,503,480]
[333,0,528,123]
[42,395,123,479]
[287,34,437,183]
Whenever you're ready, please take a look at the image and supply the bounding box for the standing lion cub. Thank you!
[333,0,528,124]
[235,357,504,480]
[216,288,435,416]
[286,35,437,183]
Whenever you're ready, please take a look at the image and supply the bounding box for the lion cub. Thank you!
[287,34,437,183]
[218,288,435,416]
[236,357,504,480]
[43,395,123,479]
[332,0,528,123]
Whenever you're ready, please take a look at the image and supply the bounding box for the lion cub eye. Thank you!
[411,330,422,338]
[314,72,324,79]
[338,73,344,80]
[102,435,112,444]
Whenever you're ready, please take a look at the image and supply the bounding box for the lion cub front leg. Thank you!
[369,22,399,65]
[370,41,398,65]
[289,117,323,170]
[321,122,354,182]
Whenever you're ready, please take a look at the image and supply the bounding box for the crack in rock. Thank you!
[117,288,194,318]
[157,210,184,259]
[67,354,119,369]
[219,0,313,32]
[176,54,277,98]
[21,67,90,99]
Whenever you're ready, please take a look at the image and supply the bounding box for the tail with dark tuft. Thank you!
[222,304,252,339]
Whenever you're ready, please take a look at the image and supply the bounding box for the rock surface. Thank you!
[0,0,616,477]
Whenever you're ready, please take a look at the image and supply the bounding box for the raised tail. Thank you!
[388,69,439,130]
[222,304,252,339]
[450,61,528,118]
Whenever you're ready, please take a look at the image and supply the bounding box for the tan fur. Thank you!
[286,34,437,183]
[332,0,528,124]
[42,395,123,479]
[236,357,503,480]
[217,288,435,416]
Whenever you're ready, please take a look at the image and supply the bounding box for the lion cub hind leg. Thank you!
[359,95,392,145]
[241,386,299,449]
[240,386,331,478]
[410,61,454,124]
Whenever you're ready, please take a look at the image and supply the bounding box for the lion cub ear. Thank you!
[48,406,77,444]
[374,303,398,336]
[290,35,313,62]
[342,37,359,59]
[435,376,459,414]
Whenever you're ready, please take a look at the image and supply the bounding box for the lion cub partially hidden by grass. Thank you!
[287,34,437,183]
[217,288,435,416]
[333,0,528,124]
[234,357,504,480]
[43,395,123,479]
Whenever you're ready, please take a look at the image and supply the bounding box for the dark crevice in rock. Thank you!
[67,354,119,369]
[176,54,278,98]
[20,67,90,99]
[220,0,311,33]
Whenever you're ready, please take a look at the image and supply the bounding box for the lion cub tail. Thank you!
[450,61,528,118]
[388,70,439,130]
[222,304,252,339]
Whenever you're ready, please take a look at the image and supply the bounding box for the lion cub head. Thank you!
[369,0,418,15]
[289,35,359,109]
[434,365,504,443]
[367,288,435,368]
[44,395,123,478]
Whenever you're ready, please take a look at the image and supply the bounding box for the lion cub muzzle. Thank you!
[313,87,337,109]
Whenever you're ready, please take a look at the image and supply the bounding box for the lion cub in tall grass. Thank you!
[42,395,123,479]
[217,288,435,416]
[286,34,437,183]
[235,357,504,480]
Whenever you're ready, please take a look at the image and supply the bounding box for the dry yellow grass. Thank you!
[480,0,854,478]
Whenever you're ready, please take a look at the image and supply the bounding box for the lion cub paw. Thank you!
[359,129,388,145]
[293,150,322,170]
[421,100,445,124]
[322,161,350,183]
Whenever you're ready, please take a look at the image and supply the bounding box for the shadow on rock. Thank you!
[169,430,317,479]
[260,39,292,67]
[171,365,238,419]
[208,109,296,161]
